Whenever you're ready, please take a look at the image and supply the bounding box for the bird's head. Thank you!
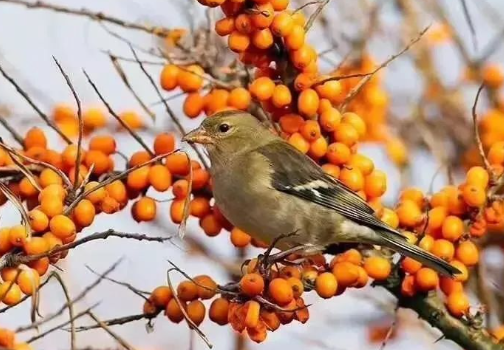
[182,111,277,160]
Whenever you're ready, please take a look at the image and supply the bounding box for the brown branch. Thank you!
[87,311,137,350]
[83,69,154,157]
[108,54,156,121]
[52,57,83,194]
[52,272,76,350]
[0,0,173,38]
[304,0,330,32]
[72,313,149,332]
[0,114,23,146]
[86,265,150,300]
[340,25,430,111]
[472,83,493,174]
[459,0,478,51]
[0,62,71,144]
[129,46,209,169]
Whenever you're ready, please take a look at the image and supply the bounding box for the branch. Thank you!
[0,62,71,144]
[72,313,149,332]
[472,83,493,174]
[87,311,137,350]
[0,113,23,146]
[0,0,173,38]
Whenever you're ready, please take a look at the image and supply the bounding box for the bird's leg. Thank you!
[258,230,300,276]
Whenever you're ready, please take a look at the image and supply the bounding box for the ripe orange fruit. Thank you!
[24,127,47,149]
[431,239,455,261]
[401,275,416,297]
[415,267,439,292]
[446,291,469,317]
[240,273,265,297]
[83,107,107,130]
[39,168,63,188]
[28,209,49,233]
[297,89,319,118]
[89,135,116,155]
[187,300,206,326]
[148,165,172,192]
[271,84,292,108]
[23,236,50,255]
[285,25,305,50]
[228,30,250,52]
[215,16,235,36]
[194,275,217,300]
[268,278,294,305]
[166,153,191,176]
[0,281,22,305]
[466,166,490,188]
[300,120,321,142]
[17,268,40,295]
[250,77,275,101]
[228,87,251,110]
[178,65,205,92]
[334,123,359,146]
[332,262,359,287]
[62,144,84,168]
[230,227,251,247]
[200,213,222,236]
[105,180,128,205]
[441,216,464,242]
[488,142,504,165]
[271,12,293,37]
[315,272,338,298]
[132,197,157,222]
[396,200,423,227]
[364,256,391,281]
[127,166,150,191]
[380,208,399,229]
[455,240,479,266]
[209,297,230,325]
[440,276,463,296]
[250,3,274,29]
[177,280,199,302]
[153,133,176,155]
[160,64,179,91]
[401,257,422,274]
[288,132,310,154]
[462,184,486,207]
[320,108,342,132]
[84,150,112,175]
[150,286,173,308]
[339,166,364,191]
[364,170,387,198]
[73,199,96,227]
[244,300,260,329]
[49,215,76,239]
[165,298,185,323]
[9,225,27,247]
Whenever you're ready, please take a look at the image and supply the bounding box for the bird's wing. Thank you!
[255,140,404,237]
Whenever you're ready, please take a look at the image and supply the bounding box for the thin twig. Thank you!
[0,114,23,146]
[459,0,478,51]
[52,272,76,350]
[86,265,150,300]
[83,69,154,156]
[340,25,430,111]
[87,311,137,350]
[52,57,83,194]
[72,313,149,332]
[472,83,492,174]
[0,62,71,143]
[304,0,330,32]
[0,0,173,38]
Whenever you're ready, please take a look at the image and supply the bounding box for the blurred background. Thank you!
[1,0,504,349]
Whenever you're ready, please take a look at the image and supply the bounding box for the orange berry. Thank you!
[300,120,321,142]
[1,267,19,282]
[0,281,22,305]
[270,0,288,10]
[19,177,38,198]
[187,300,206,326]
[250,3,274,29]
[268,278,294,305]
[401,257,422,274]
[84,150,112,175]
[441,216,464,242]
[455,240,479,266]
[240,273,265,297]
[415,267,439,292]
[39,168,62,188]
[165,298,185,323]
[188,168,210,191]
[40,197,64,218]
[339,166,364,191]
[462,184,486,207]
[431,239,455,261]
[62,144,84,168]
[177,280,198,302]
[24,127,47,149]
[332,262,359,287]
[252,28,274,49]
[294,72,316,91]
[401,275,416,297]
[380,208,399,229]
[189,197,211,218]
[89,135,116,155]
[23,236,50,255]
[488,141,504,165]
[193,275,217,300]
[153,133,175,155]
[446,291,470,317]
[446,187,467,215]
[297,89,319,118]
[228,87,251,110]
[334,123,359,146]
[279,114,304,134]
[28,258,50,276]
[288,132,310,153]
[341,112,366,138]
[118,110,144,130]
[131,197,157,222]
[290,45,313,70]
[83,107,107,130]
[9,225,27,247]
[200,213,222,236]
[315,80,342,102]
[482,63,504,89]
[431,191,449,208]
[315,272,338,298]
[364,170,387,198]
[169,199,185,224]
[0,329,15,349]
[148,165,172,192]
[166,153,191,176]
[319,108,341,132]
[321,163,340,178]
[151,286,173,308]
[451,260,468,282]
[466,166,490,188]
[230,227,251,247]
[17,268,40,295]
[126,166,150,191]
[399,188,424,208]
[285,25,305,50]
[286,277,304,298]
[160,64,179,91]
[215,16,235,36]
[271,84,292,108]
[396,200,423,227]
[250,77,275,101]
[49,215,76,239]
[271,12,293,37]
[28,209,49,233]
[426,206,448,234]
[43,232,63,251]
[308,136,328,159]
[228,30,250,52]
[234,14,253,34]
[105,180,128,205]
[364,256,391,281]
[178,65,205,92]
[348,154,374,176]
[244,300,260,329]
[209,297,230,325]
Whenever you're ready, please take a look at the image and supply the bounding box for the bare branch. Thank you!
[0,113,23,146]
[72,313,149,332]
[472,83,492,174]
[87,311,137,350]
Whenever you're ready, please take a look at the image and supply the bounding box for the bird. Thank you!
[182,110,460,277]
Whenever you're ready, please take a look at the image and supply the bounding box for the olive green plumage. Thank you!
[183,110,460,277]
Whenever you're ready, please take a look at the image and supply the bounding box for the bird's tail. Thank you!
[379,231,460,277]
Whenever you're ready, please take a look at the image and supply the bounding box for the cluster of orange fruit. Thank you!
[0,328,31,350]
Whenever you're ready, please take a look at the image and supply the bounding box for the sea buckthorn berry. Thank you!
[288,132,310,154]
[348,154,374,176]
[24,127,47,149]
[482,63,504,89]
[268,278,294,305]
[244,300,261,329]
[151,286,173,308]
[446,292,470,318]
[177,280,198,302]
[446,187,467,215]
[166,298,185,323]
[170,199,185,224]
[19,177,38,198]
[279,114,304,134]
[488,141,504,165]
[228,30,250,52]
[271,0,289,10]
[332,262,359,287]
[250,3,274,29]
[451,260,468,282]
[334,123,359,146]
[271,84,292,108]
[40,197,64,218]
[132,197,157,222]
[315,80,342,102]
[23,236,50,255]
[29,209,49,232]
[271,12,293,36]
[234,14,253,34]
[215,17,235,36]
[172,180,190,199]
[148,165,172,192]
[320,108,342,132]
[50,215,76,239]
[89,135,116,155]
[105,180,128,204]
[364,256,391,281]
[285,25,305,50]
[28,258,50,276]
[127,166,150,191]
[252,28,274,49]
[160,64,179,91]
[364,170,387,198]
[380,208,399,229]
[399,188,424,208]
[187,300,206,326]
[287,277,304,298]
[396,200,423,227]
[308,137,328,159]
[297,89,319,118]
[143,299,157,318]
[426,206,447,234]
[250,77,275,101]
[440,276,463,296]
[230,227,251,247]
[189,197,211,218]
[401,257,422,274]
[341,113,366,138]
[431,239,455,261]
[17,268,40,295]
[321,164,340,178]
[83,106,107,130]
[200,213,222,236]
[441,216,464,242]
[9,225,27,247]
[240,273,265,297]
[84,150,112,175]
[166,153,190,176]
[415,267,439,292]
[401,275,416,297]
[455,240,479,266]
[339,166,364,192]
[291,45,313,70]
[209,297,229,325]
[0,281,22,305]
[62,145,85,168]
[39,168,63,188]
[466,166,490,188]
[228,87,251,110]
[462,184,486,207]
[294,72,316,91]
[193,275,217,300]
[177,65,205,92]
[431,191,449,208]
[315,272,338,298]
[153,133,175,155]
[299,120,321,142]
[129,151,151,167]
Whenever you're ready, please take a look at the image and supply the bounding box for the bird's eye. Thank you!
[219,123,230,133]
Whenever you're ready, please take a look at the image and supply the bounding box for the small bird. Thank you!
[183,110,459,276]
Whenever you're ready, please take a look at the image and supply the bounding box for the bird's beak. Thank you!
[182,127,214,145]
